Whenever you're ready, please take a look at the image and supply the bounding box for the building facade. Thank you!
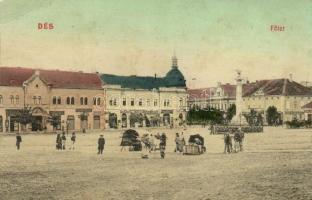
[100,56,188,129]
[242,78,312,122]
[0,67,105,133]
[187,82,236,111]
[188,78,312,123]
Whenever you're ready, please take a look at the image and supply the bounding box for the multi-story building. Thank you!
[100,56,187,128]
[242,78,312,122]
[0,67,105,133]
[187,83,236,111]
[188,78,312,123]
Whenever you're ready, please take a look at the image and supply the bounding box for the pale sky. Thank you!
[0,0,312,88]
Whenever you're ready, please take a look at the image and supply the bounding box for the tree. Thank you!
[186,107,224,125]
[17,106,33,132]
[47,114,61,131]
[244,109,263,126]
[226,104,236,121]
[266,106,279,126]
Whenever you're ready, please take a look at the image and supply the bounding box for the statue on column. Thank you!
[231,70,248,126]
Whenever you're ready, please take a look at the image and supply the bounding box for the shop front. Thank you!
[6,109,22,132]
[76,108,92,130]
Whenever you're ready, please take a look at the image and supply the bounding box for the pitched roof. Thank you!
[243,79,312,96]
[101,74,164,90]
[187,88,213,100]
[100,73,186,90]
[0,67,103,89]
[0,67,34,87]
[221,84,236,97]
[302,101,312,109]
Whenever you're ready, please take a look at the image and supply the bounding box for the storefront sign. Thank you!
[161,110,173,114]
[76,108,92,113]
[6,109,22,116]
[49,111,65,115]
[93,111,102,116]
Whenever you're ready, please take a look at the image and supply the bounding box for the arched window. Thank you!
[93,97,96,105]
[97,97,101,105]
[10,95,14,104]
[15,95,19,104]
[66,97,70,105]
[0,95,2,104]
[33,96,37,104]
[57,97,61,104]
[80,97,84,105]
[52,96,57,105]
[38,96,41,104]
[84,97,88,105]
[71,97,75,105]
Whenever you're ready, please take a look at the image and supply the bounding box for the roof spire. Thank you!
[171,52,178,69]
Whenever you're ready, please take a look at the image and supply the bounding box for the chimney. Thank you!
[154,73,157,79]
[289,73,293,82]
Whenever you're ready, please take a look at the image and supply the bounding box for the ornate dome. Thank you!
[165,56,186,87]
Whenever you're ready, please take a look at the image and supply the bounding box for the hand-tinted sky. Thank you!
[0,0,312,87]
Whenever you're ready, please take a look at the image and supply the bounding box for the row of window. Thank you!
[245,96,312,101]
[52,96,102,106]
[0,95,20,105]
[109,98,184,107]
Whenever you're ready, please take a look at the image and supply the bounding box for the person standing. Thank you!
[224,132,231,154]
[70,132,76,150]
[61,132,66,150]
[239,128,245,151]
[98,134,105,154]
[56,133,62,150]
[174,133,180,153]
[16,133,22,150]
[233,130,241,153]
[160,133,167,159]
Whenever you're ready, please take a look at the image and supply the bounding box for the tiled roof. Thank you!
[0,67,34,87]
[188,79,312,101]
[243,79,312,96]
[187,88,213,100]
[0,67,103,89]
[221,84,236,97]
[302,101,312,109]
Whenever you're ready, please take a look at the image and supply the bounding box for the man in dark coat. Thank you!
[224,132,231,154]
[61,132,66,150]
[98,135,105,154]
[159,133,167,159]
[70,132,76,150]
[16,133,22,150]
[56,133,62,150]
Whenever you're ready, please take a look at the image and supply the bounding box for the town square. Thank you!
[1,0,312,199]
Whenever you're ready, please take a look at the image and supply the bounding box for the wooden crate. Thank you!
[183,145,200,155]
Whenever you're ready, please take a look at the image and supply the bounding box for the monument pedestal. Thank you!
[230,114,248,126]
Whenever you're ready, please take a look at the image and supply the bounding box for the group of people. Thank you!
[14,129,245,156]
[141,132,167,159]
[56,132,76,150]
[55,132,105,155]
[224,128,244,154]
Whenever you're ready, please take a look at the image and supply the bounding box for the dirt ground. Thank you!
[0,127,311,200]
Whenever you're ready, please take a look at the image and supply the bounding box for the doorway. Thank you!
[93,115,100,129]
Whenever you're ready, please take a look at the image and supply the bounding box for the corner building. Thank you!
[0,67,105,133]
[100,56,188,129]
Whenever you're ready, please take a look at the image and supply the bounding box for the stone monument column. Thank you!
[231,70,248,126]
